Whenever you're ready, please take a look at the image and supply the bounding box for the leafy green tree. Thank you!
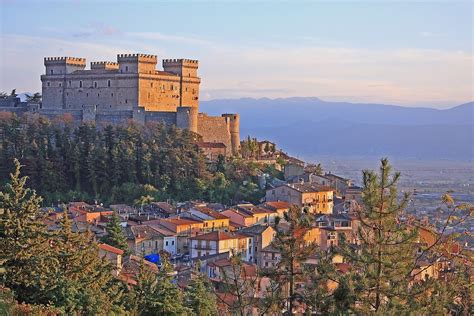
[102,212,129,255]
[184,263,218,315]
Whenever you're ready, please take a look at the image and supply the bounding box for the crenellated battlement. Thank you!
[117,54,157,64]
[44,57,86,66]
[90,61,119,70]
[163,58,198,64]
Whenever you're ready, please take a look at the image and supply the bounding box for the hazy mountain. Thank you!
[200,98,474,160]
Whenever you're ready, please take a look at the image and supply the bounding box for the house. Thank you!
[148,217,204,254]
[316,214,358,250]
[260,245,281,269]
[344,185,363,202]
[125,224,175,256]
[266,183,334,214]
[261,201,291,218]
[323,173,353,196]
[221,204,277,227]
[98,243,124,276]
[284,162,305,180]
[181,206,230,232]
[197,142,227,160]
[149,201,177,218]
[189,231,251,260]
[239,224,275,265]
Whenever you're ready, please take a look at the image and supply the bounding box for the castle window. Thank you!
[151,82,153,88]
[148,92,150,99]
[79,81,83,88]
[50,69,53,75]
[69,81,71,87]
[97,93,100,97]
[94,82,97,88]
[107,80,111,87]
[86,93,89,97]
[170,84,174,90]
[47,82,50,87]
[125,66,128,72]
[125,100,128,104]
[66,93,69,96]
[111,93,114,97]
[59,83,62,87]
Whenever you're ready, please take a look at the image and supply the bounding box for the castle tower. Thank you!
[176,106,198,134]
[117,54,157,74]
[42,57,86,109]
[162,59,200,109]
[222,113,241,155]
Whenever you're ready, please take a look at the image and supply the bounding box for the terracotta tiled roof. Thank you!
[264,201,291,210]
[99,243,124,255]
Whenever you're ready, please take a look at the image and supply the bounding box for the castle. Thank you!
[0,53,240,155]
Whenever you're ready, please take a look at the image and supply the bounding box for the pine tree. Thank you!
[184,264,218,316]
[337,158,441,314]
[102,212,129,255]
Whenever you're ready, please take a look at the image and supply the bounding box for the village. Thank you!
[35,140,466,314]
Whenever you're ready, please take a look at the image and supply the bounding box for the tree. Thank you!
[43,210,125,314]
[336,158,470,314]
[216,254,259,316]
[0,159,50,302]
[102,212,129,255]
[264,206,319,314]
[152,258,190,315]
[184,263,218,315]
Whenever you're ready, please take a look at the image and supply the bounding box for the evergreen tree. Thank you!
[0,159,50,302]
[337,158,444,314]
[153,258,190,315]
[43,210,125,314]
[102,212,129,255]
[184,263,218,316]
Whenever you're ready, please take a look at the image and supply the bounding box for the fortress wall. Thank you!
[197,114,232,151]
[96,110,133,124]
[144,111,177,125]
[39,109,83,120]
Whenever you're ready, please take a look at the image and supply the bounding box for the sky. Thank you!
[0,0,472,108]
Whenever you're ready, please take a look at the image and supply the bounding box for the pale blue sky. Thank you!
[1,0,472,107]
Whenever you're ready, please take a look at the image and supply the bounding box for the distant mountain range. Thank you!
[200,97,474,161]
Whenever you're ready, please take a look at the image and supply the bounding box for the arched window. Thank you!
[107,80,111,87]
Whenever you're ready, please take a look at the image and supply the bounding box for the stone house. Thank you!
[239,224,275,266]
[266,183,334,214]
[189,231,250,260]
